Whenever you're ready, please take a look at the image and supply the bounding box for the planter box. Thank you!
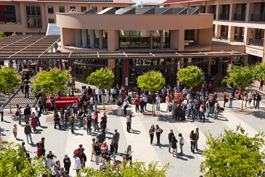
[46,96,80,110]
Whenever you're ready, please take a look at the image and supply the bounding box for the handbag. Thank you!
[161,129,163,133]
[15,111,19,116]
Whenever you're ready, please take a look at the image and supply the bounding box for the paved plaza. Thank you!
[1,98,265,177]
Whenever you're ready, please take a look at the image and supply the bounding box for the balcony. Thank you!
[220,14,229,20]
[251,14,265,21]
[249,38,264,47]
[234,14,245,21]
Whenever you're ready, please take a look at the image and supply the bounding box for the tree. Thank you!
[31,68,71,98]
[200,124,265,177]
[224,65,254,110]
[0,31,6,39]
[0,66,20,113]
[137,70,166,115]
[0,142,51,176]
[178,65,203,88]
[253,62,265,81]
[81,160,170,177]
[86,67,114,109]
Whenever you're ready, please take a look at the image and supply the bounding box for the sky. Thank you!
[132,0,162,6]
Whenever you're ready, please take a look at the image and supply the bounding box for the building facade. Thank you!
[0,0,135,35]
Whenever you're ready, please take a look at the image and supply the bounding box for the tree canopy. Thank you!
[0,31,6,39]
[0,66,20,93]
[31,68,71,97]
[137,70,166,94]
[224,65,254,93]
[253,62,265,81]
[86,67,114,90]
[0,142,50,176]
[177,65,203,88]
[81,160,170,177]
[200,124,265,177]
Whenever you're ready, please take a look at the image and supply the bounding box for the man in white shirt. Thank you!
[214,101,219,119]
[143,95,147,111]
[99,157,106,172]
[156,95,160,111]
[73,154,81,176]
[187,101,192,118]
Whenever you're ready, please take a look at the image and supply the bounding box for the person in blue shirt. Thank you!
[112,88,117,102]
[98,89,102,103]
[67,104,72,113]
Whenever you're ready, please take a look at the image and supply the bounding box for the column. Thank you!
[237,27,242,39]
[99,30,103,49]
[178,29,184,51]
[160,30,163,49]
[263,30,265,63]
[252,28,257,39]
[243,56,249,66]
[82,29,87,48]
[75,29,81,47]
[216,4,220,20]
[90,30,95,48]
[208,58,211,76]
[150,30,153,50]
[243,27,252,45]
[228,26,235,42]
[246,2,254,22]
[215,24,221,37]
[229,4,233,21]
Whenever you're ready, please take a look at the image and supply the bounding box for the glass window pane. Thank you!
[37,19,42,28]
[31,6,36,15]
[48,6,53,14]
[59,6,65,12]
[94,30,99,48]
[119,30,130,48]
[152,30,160,48]
[103,30,108,48]
[36,6,41,15]
[140,30,151,48]
[130,30,140,48]
[26,6,30,15]
[81,6,87,12]
[87,30,90,48]
[163,30,170,48]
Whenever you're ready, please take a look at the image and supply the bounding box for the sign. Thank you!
[246,46,263,58]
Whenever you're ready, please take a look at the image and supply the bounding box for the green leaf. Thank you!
[177,65,203,88]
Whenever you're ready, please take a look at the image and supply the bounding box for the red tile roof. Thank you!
[160,0,208,5]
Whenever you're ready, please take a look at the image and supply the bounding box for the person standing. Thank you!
[190,130,196,153]
[134,96,140,112]
[124,145,133,165]
[199,103,205,122]
[73,154,81,176]
[24,122,33,144]
[80,148,87,168]
[179,133,184,156]
[123,100,128,116]
[110,139,116,160]
[39,137,46,156]
[13,124,17,140]
[112,129,120,153]
[187,101,192,118]
[155,125,162,145]
[91,138,96,161]
[117,100,122,116]
[255,92,262,109]
[54,110,61,129]
[35,107,40,126]
[195,128,199,151]
[98,89,102,103]
[20,80,24,93]
[86,115,92,135]
[149,125,155,145]
[214,101,219,119]
[168,129,174,152]
[18,106,22,125]
[0,104,3,122]
[93,112,99,132]
[35,143,42,158]
[223,92,227,107]
[63,154,71,173]
[96,130,106,147]
[24,105,31,123]
[126,113,131,133]
[260,80,264,91]
[25,83,29,98]
[229,93,233,108]
[143,95,148,111]
[171,135,178,157]
[69,113,75,134]
[94,141,101,165]
[156,94,161,111]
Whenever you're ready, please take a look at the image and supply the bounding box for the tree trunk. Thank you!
[241,99,243,111]
[8,93,11,114]
[103,94,105,110]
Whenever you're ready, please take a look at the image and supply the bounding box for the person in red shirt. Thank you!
[74,144,83,157]
[213,92,217,100]
[103,112,107,123]
[35,143,42,158]
[94,113,99,132]
[134,96,140,112]
[223,92,227,107]
[31,118,37,132]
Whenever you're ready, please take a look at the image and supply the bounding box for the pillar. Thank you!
[243,27,252,45]
[216,4,220,20]
[68,60,73,96]
[246,2,254,22]
[75,29,81,47]
[160,30,163,49]
[90,30,95,48]
[243,56,248,66]
[237,27,242,39]
[208,58,211,76]
[228,26,235,42]
[229,4,233,21]
[150,31,153,50]
[99,30,103,49]
[263,30,265,63]
[82,29,87,48]
[215,24,221,37]
[252,28,257,39]
[180,58,184,69]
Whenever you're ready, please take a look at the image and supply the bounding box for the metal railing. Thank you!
[220,13,229,20]
[234,13,245,21]
[249,38,264,46]
[251,14,265,21]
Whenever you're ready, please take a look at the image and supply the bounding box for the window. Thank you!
[140,30,151,48]
[119,30,130,48]
[48,6,53,14]
[0,5,16,23]
[70,6,76,10]
[185,29,197,46]
[103,30,108,48]
[26,6,42,28]
[48,19,54,23]
[103,7,108,10]
[152,30,160,48]
[163,30,170,48]
[81,6,87,12]
[92,6,97,12]
[59,6,65,12]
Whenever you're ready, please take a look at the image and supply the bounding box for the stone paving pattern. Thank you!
[1,99,265,177]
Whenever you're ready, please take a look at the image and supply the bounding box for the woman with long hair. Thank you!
[149,125,155,145]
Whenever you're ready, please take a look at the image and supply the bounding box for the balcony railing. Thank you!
[220,13,229,20]
[234,13,245,21]
[251,14,265,21]
[249,38,264,47]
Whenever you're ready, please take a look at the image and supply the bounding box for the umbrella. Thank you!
[30,63,38,66]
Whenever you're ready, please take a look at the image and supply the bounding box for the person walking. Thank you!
[24,105,31,123]
[63,154,71,174]
[18,106,22,125]
[117,100,122,116]
[20,80,24,94]
[110,139,116,160]
[255,92,262,109]
[80,148,87,168]
[69,113,75,134]
[53,110,61,129]
[126,113,131,133]
[229,93,233,108]
[168,129,174,152]
[24,122,33,144]
[112,129,120,153]
[13,124,17,140]
[140,99,145,113]
[73,154,81,176]
[93,112,99,132]
[260,80,263,91]
[149,125,155,145]
[205,99,210,117]
[179,133,184,156]
[94,141,101,165]
[190,130,196,153]
[156,94,161,111]
[187,101,192,118]
[86,115,92,135]
[123,100,128,116]
[223,92,227,107]
[171,135,178,157]
[0,104,3,122]
[24,83,29,98]
[134,96,140,112]
[195,128,199,151]
[199,103,205,122]
[124,145,133,165]
[91,138,96,161]
[155,125,162,145]
[35,107,40,126]
[213,101,219,119]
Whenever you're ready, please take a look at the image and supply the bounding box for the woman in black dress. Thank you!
[63,154,71,173]
[171,135,178,157]
[149,125,155,145]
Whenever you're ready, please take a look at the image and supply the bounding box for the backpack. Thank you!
[209,84,213,89]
